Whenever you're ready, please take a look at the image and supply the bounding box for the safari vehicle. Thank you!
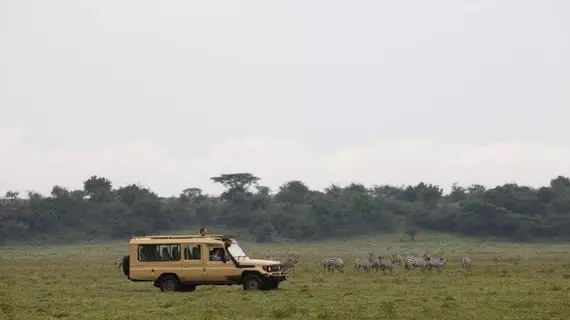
[122,230,287,292]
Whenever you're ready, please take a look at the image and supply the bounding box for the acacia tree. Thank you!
[210,173,260,199]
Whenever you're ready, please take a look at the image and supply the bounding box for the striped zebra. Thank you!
[404,253,429,271]
[392,253,403,265]
[323,257,345,273]
[377,256,394,274]
[282,255,300,271]
[265,254,299,272]
[115,255,130,277]
[370,255,381,272]
[462,256,472,269]
[115,255,125,271]
[426,257,446,273]
[264,254,281,262]
[355,253,376,272]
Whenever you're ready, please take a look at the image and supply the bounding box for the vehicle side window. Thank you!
[138,244,181,262]
[184,245,201,260]
[208,246,227,261]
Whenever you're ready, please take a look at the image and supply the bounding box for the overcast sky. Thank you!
[1,0,569,197]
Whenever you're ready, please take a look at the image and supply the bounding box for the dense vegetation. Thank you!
[1,173,570,243]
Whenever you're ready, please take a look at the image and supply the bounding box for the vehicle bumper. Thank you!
[266,274,287,282]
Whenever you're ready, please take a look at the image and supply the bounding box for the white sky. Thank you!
[1,0,569,197]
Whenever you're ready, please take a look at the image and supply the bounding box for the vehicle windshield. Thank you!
[227,239,249,261]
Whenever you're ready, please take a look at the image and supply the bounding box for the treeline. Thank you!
[1,173,570,244]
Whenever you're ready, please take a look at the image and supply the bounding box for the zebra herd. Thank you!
[323,252,473,274]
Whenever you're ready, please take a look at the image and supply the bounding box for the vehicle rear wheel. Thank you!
[242,274,264,291]
[121,255,130,278]
[159,276,180,292]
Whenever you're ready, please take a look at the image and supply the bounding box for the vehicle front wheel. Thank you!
[242,274,264,291]
[159,276,180,292]
[265,279,279,290]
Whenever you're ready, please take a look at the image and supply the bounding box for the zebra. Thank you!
[404,253,429,271]
[355,253,376,272]
[281,255,300,271]
[462,256,472,269]
[377,256,394,274]
[265,254,299,272]
[323,257,345,273]
[426,256,446,273]
[392,253,403,265]
[265,254,281,262]
[115,255,125,271]
[115,255,130,277]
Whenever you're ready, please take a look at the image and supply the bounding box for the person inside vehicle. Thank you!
[209,248,222,261]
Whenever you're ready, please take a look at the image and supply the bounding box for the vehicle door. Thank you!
[203,246,239,282]
[180,244,205,282]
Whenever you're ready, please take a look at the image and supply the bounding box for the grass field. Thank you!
[2,232,570,320]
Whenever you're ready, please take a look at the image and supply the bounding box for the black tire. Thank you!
[159,276,180,292]
[121,255,130,278]
[242,274,264,291]
[265,279,279,290]
[179,284,196,292]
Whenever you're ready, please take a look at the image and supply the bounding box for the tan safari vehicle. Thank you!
[122,232,288,292]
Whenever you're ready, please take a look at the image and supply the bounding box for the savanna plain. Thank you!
[1,233,570,320]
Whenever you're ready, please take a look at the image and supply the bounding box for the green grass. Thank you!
[2,233,570,320]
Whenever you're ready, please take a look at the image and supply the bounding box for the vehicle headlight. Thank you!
[263,265,282,272]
